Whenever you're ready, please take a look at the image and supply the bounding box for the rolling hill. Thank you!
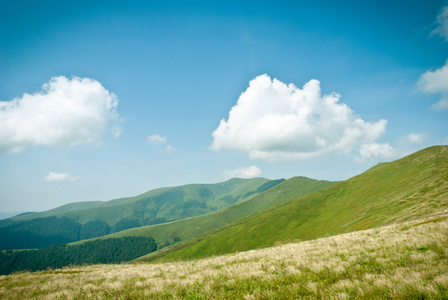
[0,177,283,249]
[73,176,338,247]
[7,177,278,225]
[138,145,448,262]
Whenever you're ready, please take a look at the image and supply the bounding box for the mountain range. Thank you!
[0,177,287,249]
[138,145,448,262]
[0,145,446,274]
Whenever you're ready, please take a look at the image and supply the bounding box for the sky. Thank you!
[1,0,447,213]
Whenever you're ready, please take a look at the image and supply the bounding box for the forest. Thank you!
[0,236,157,275]
[0,216,144,250]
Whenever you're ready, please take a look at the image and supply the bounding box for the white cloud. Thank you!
[355,143,396,163]
[223,165,262,180]
[417,60,448,111]
[146,133,177,155]
[165,145,177,154]
[431,6,448,41]
[0,76,121,153]
[210,74,389,162]
[398,133,429,146]
[44,172,80,183]
[146,134,167,144]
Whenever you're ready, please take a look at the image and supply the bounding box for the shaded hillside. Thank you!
[73,176,338,247]
[0,236,158,275]
[139,145,448,262]
[0,178,281,250]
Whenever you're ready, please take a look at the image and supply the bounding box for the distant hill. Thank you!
[0,212,31,221]
[138,145,448,262]
[0,177,282,250]
[73,176,338,247]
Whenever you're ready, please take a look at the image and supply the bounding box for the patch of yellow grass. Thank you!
[1,214,447,299]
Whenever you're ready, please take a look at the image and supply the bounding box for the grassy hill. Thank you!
[138,145,448,262]
[73,176,338,247]
[0,178,282,250]
[8,177,277,226]
[2,214,447,299]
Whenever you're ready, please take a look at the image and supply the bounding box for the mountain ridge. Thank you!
[71,176,338,247]
[137,145,448,262]
[0,177,283,250]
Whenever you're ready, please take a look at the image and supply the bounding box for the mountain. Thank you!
[73,176,338,247]
[138,145,448,262]
[0,177,282,250]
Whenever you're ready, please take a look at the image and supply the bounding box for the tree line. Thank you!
[0,236,157,275]
[0,217,147,250]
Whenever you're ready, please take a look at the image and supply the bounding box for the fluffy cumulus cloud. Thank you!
[356,143,396,163]
[211,74,390,162]
[0,76,121,153]
[431,6,448,41]
[44,172,80,183]
[417,60,448,111]
[223,165,262,180]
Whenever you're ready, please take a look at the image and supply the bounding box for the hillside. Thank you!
[7,177,276,225]
[2,214,447,299]
[138,145,448,262]
[0,177,281,250]
[73,176,338,247]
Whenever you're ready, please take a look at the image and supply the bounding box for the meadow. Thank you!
[1,213,447,299]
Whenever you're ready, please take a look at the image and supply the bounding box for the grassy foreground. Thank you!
[1,214,447,299]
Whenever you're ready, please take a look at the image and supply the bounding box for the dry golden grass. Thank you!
[1,214,447,299]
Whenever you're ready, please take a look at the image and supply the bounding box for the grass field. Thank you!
[1,213,447,299]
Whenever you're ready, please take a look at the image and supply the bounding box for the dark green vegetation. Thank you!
[0,217,143,250]
[0,217,81,250]
[0,178,281,249]
[138,145,448,262]
[83,176,338,248]
[0,236,157,275]
[2,216,446,299]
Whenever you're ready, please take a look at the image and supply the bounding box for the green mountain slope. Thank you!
[139,145,448,262]
[11,202,104,220]
[8,178,275,226]
[0,178,282,250]
[74,176,338,247]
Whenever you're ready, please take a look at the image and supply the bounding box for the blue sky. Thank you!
[1,0,447,212]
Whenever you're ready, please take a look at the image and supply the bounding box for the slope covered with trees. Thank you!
[0,236,157,275]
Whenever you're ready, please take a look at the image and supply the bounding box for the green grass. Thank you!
[1,214,447,299]
[139,145,448,262]
[72,176,338,247]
